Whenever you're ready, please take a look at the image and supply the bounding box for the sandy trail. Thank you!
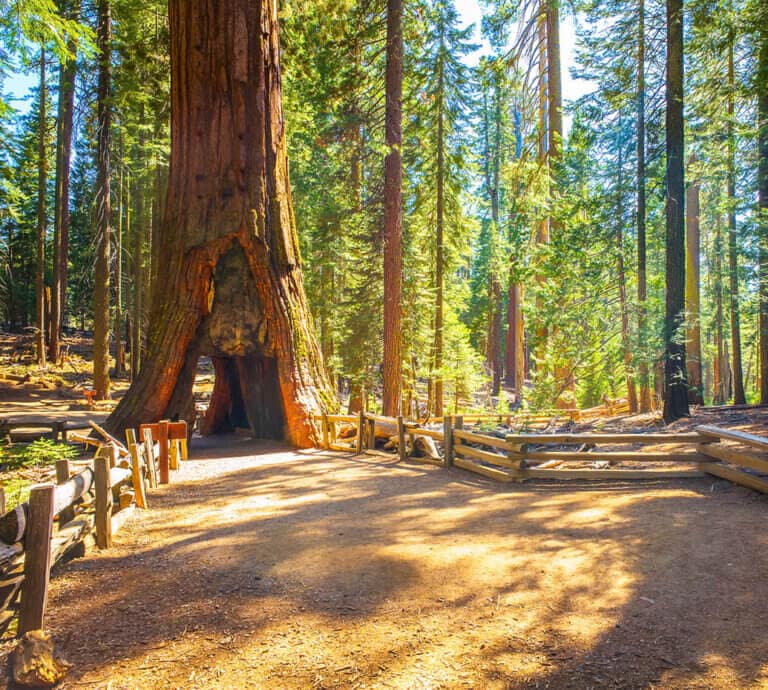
[16,435,768,689]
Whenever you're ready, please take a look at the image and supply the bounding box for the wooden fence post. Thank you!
[322,413,330,449]
[443,415,454,467]
[141,428,158,488]
[169,438,179,471]
[397,416,406,461]
[18,483,55,634]
[158,421,170,484]
[368,416,377,450]
[356,410,364,455]
[94,450,113,549]
[127,443,148,509]
[55,459,75,525]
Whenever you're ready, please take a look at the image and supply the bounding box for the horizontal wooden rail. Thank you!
[506,432,707,445]
[698,443,768,474]
[699,462,768,494]
[519,450,703,463]
[696,425,768,452]
[453,429,511,451]
[52,468,94,517]
[454,443,517,468]
[410,427,444,441]
[520,467,705,480]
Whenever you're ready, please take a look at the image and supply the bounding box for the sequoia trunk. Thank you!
[382,0,403,416]
[106,0,334,446]
[662,0,689,422]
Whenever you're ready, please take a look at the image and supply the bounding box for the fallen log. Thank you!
[381,432,441,460]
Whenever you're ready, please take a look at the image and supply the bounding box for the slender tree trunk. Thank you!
[537,7,548,247]
[727,34,746,404]
[35,48,47,367]
[637,0,652,412]
[685,159,703,404]
[131,107,146,379]
[433,53,444,417]
[50,23,77,363]
[506,109,525,396]
[106,0,334,446]
[382,0,403,416]
[760,9,768,403]
[114,165,125,376]
[662,0,689,422]
[616,138,638,412]
[546,0,562,166]
[546,0,575,405]
[714,214,726,404]
[488,77,503,398]
[93,0,111,399]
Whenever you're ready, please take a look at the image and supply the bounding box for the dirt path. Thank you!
[13,436,768,689]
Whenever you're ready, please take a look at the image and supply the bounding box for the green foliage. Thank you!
[2,438,78,470]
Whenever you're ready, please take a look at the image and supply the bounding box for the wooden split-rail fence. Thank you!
[314,412,768,495]
[0,419,188,637]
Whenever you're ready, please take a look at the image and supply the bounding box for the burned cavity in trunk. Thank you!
[194,243,286,439]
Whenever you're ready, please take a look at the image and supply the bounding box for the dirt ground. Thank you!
[4,435,766,689]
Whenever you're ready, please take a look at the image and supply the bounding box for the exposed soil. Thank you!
[2,433,766,689]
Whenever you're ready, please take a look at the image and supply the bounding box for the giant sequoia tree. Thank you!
[106,0,334,446]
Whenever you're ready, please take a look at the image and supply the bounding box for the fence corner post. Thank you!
[367,415,376,450]
[397,416,406,461]
[18,483,55,635]
[356,410,365,455]
[158,420,170,484]
[321,413,330,449]
[94,450,113,549]
[443,415,454,467]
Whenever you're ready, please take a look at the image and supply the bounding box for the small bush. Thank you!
[3,439,79,470]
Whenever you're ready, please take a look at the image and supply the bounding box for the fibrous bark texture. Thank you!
[662,0,690,423]
[382,0,403,416]
[107,0,334,447]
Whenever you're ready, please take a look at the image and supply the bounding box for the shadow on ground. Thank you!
[22,435,768,688]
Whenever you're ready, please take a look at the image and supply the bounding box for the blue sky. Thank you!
[454,0,594,104]
[5,1,595,124]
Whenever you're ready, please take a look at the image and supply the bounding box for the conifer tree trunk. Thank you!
[727,33,746,404]
[685,162,703,404]
[546,0,562,165]
[713,214,727,404]
[35,48,47,367]
[636,0,652,412]
[546,0,575,406]
[382,0,403,416]
[616,140,638,412]
[50,17,77,364]
[114,164,125,376]
[106,0,334,446]
[662,0,689,422]
[433,52,444,417]
[131,107,146,379]
[93,0,112,399]
[757,12,768,403]
[506,110,525,397]
[487,80,503,398]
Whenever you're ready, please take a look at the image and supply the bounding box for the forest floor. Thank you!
[0,430,765,689]
[0,332,767,687]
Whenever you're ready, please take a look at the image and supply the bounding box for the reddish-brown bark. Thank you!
[106,0,334,447]
[382,0,403,416]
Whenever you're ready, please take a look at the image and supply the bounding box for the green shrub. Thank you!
[3,439,79,470]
